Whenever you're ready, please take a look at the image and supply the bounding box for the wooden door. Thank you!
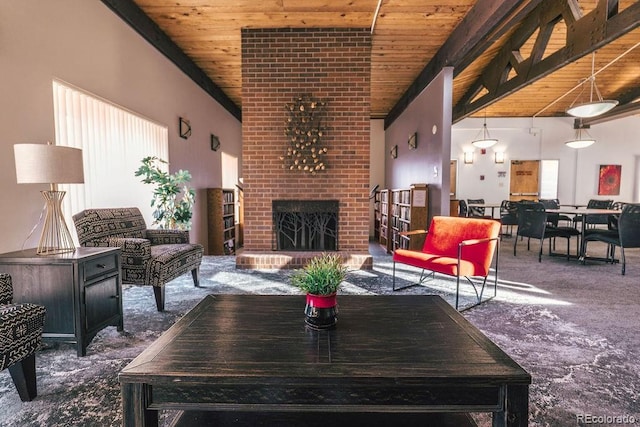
[509,160,540,201]
[450,160,457,199]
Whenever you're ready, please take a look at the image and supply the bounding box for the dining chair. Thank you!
[514,202,578,262]
[458,199,468,217]
[538,199,572,227]
[582,203,640,275]
[467,199,492,218]
[499,200,518,237]
[573,199,613,229]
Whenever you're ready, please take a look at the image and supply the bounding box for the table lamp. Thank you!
[14,142,85,255]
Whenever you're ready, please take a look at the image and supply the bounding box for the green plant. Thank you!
[291,253,348,295]
[135,156,195,230]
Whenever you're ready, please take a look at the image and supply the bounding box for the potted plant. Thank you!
[291,253,348,329]
[135,156,195,230]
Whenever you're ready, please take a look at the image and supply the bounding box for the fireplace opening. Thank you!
[272,200,339,251]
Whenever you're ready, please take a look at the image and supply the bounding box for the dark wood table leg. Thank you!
[121,382,158,427]
[493,384,529,427]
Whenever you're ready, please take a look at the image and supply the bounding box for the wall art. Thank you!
[281,95,327,174]
[598,164,621,195]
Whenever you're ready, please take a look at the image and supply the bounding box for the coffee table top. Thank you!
[120,294,530,385]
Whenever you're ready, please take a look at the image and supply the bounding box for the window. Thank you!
[539,159,559,199]
[52,80,168,232]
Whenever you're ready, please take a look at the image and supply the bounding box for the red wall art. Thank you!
[598,164,621,196]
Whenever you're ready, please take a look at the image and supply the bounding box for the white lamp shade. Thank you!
[566,100,618,118]
[564,128,596,149]
[14,143,84,184]
[565,139,596,149]
[472,138,498,149]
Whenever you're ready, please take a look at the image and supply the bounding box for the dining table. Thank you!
[545,207,621,260]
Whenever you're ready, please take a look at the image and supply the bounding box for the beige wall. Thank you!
[384,68,454,220]
[0,1,242,254]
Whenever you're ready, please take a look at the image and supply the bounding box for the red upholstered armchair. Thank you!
[392,216,501,310]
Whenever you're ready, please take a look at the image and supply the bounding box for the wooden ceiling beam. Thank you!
[453,0,640,122]
[384,0,541,129]
[100,0,242,121]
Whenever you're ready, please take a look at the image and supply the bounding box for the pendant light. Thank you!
[471,111,498,149]
[565,121,595,149]
[566,52,618,118]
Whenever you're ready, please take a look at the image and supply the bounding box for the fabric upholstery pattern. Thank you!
[0,274,46,375]
[72,208,204,310]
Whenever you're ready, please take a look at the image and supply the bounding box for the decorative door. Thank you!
[509,160,540,201]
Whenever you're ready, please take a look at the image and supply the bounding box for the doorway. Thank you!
[509,160,540,201]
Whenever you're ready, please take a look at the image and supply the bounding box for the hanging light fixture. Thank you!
[565,122,596,149]
[471,112,498,149]
[566,52,618,118]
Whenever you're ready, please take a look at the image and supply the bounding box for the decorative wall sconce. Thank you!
[179,117,191,139]
[281,95,327,174]
[464,150,474,164]
[494,151,505,164]
[210,134,221,151]
[390,145,398,159]
[408,132,417,150]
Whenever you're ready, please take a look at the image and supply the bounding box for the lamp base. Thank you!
[37,190,76,255]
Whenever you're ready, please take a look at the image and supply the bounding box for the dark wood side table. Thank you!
[0,247,123,356]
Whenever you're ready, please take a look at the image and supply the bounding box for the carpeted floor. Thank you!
[1,237,639,426]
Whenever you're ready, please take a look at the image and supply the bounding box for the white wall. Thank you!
[0,1,242,254]
[451,115,640,205]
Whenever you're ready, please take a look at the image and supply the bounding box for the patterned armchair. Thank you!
[0,273,46,401]
[73,207,204,311]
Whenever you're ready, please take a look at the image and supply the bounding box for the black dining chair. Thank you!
[582,203,640,275]
[499,200,518,237]
[467,199,492,218]
[573,199,613,229]
[514,202,578,262]
[458,199,468,217]
[538,198,572,227]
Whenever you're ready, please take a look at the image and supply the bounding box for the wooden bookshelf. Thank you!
[390,184,429,251]
[376,189,390,252]
[207,188,237,255]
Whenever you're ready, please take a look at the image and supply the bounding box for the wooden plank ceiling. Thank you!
[126,0,639,123]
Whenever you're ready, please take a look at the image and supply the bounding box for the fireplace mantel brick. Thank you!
[240,28,372,268]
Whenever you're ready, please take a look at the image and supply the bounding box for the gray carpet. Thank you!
[1,238,639,426]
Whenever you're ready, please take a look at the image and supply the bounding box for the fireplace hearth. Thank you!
[273,200,339,251]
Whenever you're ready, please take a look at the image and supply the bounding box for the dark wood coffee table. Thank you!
[120,295,530,426]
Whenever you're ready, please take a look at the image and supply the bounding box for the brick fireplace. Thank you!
[237,28,372,270]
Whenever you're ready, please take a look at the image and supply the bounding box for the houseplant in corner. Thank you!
[135,156,195,230]
[291,253,348,329]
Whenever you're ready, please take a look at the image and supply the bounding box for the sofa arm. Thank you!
[145,229,189,245]
[0,274,12,305]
